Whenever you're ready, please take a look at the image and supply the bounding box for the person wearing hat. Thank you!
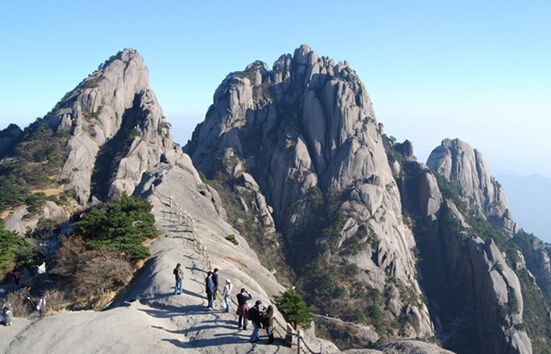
[222,278,233,312]
[173,263,184,295]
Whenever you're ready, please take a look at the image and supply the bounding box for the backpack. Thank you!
[247,306,259,322]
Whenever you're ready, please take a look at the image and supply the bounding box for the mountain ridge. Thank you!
[1,45,550,354]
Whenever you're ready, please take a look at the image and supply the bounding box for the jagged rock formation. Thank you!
[51,48,180,203]
[427,138,516,234]
[186,44,433,339]
[395,142,534,353]
[0,123,22,157]
[0,49,339,354]
[1,49,183,232]
[4,45,551,354]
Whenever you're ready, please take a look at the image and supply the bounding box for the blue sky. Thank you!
[1,0,550,177]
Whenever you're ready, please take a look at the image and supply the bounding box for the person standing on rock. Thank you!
[212,268,219,305]
[173,263,184,295]
[236,288,252,330]
[263,305,275,344]
[248,300,264,343]
[205,271,215,309]
[222,279,232,312]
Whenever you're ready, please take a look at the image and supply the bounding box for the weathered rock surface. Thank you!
[427,138,516,233]
[1,138,338,354]
[186,44,433,339]
[314,314,380,349]
[3,201,71,235]
[410,164,532,353]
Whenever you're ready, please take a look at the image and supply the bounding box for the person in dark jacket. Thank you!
[205,271,215,309]
[248,300,265,343]
[212,268,219,303]
[173,263,184,295]
[263,305,275,344]
[236,288,252,330]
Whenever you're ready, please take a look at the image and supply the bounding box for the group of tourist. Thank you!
[172,264,276,344]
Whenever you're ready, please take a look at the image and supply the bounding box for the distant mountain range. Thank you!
[497,174,551,243]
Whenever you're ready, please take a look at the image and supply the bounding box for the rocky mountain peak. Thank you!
[186,44,434,339]
[427,138,516,233]
[1,48,177,213]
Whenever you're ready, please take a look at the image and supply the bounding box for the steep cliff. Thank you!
[427,138,516,234]
[0,49,341,354]
[390,137,551,353]
[186,44,433,339]
[0,49,183,233]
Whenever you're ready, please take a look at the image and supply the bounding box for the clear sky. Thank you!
[1,0,550,178]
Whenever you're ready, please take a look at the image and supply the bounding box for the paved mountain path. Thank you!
[0,194,297,354]
[121,196,295,353]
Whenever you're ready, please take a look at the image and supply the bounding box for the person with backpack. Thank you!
[173,263,184,295]
[263,305,275,344]
[222,279,232,312]
[205,271,215,309]
[248,300,265,343]
[236,288,252,330]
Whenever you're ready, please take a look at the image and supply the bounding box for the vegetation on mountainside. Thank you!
[225,234,239,245]
[0,221,36,276]
[436,180,551,352]
[387,138,551,354]
[48,195,158,310]
[0,117,71,214]
[75,195,158,260]
[516,268,551,353]
[274,288,313,329]
[199,172,294,285]
[294,186,418,336]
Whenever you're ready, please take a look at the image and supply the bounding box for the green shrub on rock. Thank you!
[76,195,158,260]
[274,288,313,329]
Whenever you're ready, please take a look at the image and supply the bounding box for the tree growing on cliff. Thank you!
[274,288,313,329]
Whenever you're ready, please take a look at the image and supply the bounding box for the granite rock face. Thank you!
[46,48,175,203]
[410,156,532,353]
[186,44,434,338]
[1,49,338,354]
[2,49,180,235]
[427,138,516,233]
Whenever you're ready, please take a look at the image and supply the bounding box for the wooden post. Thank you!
[285,323,294,347]
[297,330,301,354]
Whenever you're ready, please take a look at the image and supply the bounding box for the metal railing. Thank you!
[152,188,211,271]
[153,188,321,353]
